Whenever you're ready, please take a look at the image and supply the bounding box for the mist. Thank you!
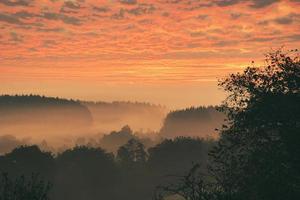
[0,95,224,154]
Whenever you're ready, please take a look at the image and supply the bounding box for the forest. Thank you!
[0,50,299,200]
[0,95,221,153]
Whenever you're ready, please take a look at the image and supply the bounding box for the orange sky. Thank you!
[0,0,300,108]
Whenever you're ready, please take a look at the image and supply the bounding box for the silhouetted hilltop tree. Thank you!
[0,173,51,200]
[160,106,224,138]
[97,125,156,153]
[99,125,136,153]
[117,138,147,166]
[0,94,80,106]
[0,145,54,182]
[54,146,118,200]
[210,49,300,200]
[115,138,150,200]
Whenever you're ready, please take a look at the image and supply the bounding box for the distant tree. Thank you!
[116,139,149,200]
[159,106,224,138]
[210,49,300,199]
[148,137,214,176]
[54,146,118,200]
[0,146,54,181]
[100,125,136,153]
[117,138,147,166]
[146,137,215,200]
[153,164,220,200]
[0,95,93,132]
[0,173,51,200]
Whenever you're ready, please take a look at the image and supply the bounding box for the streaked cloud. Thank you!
[0,13,25,25]
[249,0,279,8]
[120,0,138,5]
[41,12,81,25]
[0,0,33,7]
[0,0,300,87]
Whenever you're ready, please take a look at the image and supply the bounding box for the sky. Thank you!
[0,0,300,108]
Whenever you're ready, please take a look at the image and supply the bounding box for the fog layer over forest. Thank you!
[0,95,224,154]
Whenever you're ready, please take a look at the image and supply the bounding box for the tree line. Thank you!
[0,137,214,200]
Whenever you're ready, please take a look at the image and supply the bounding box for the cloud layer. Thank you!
[0,0,299,95]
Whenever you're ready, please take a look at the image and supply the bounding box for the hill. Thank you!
[159,106,225,138]
[0,95,93,144]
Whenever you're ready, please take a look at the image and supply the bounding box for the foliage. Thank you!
[99,125,137,153]
[209,49,300,199]
[0,146,54,181]
[117,138,148,166]
[0,137,214,200]
[0,173,51,200]
[54,146,118,200]
[159,106,224,138]
[153,164,221,200]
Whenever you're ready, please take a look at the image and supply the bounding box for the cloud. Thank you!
[60,1,84,14]
[10,31,24,42]
[196,14,209,20]
[274,16,293,24]
[126,4,155,16]
[230,12,243,19]
[37,27,65,32]
[213,0,279,8]
[286,34,300,41]
[249,0,279,8]
[42,39,57,48]
[0,0,33,7]
[213,40,239,47]
[93,6,110,12]
[111,3,156,19]
[246,37,276,42]
[274,13,300,25]
[119,0,137,5]
[14,10,37,19]
[28,47,37,51]
[42,12,81,25]
[214,0,241,7]
[0,13,25,25]
[257,13,300,26]
[111,9,126,19]
[190,31,206,37]
[63,1,81,9]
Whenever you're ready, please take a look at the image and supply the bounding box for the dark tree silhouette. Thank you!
[0,173,51,200]
[0,145,54,181]
[100,125,136,153]
[117,138,148,166]
[153,164,220,200]
[159,106,224,138]
[148,137,216,200]
[209,49,300,200]
[54,146,118,200]
[148,137,214,176]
